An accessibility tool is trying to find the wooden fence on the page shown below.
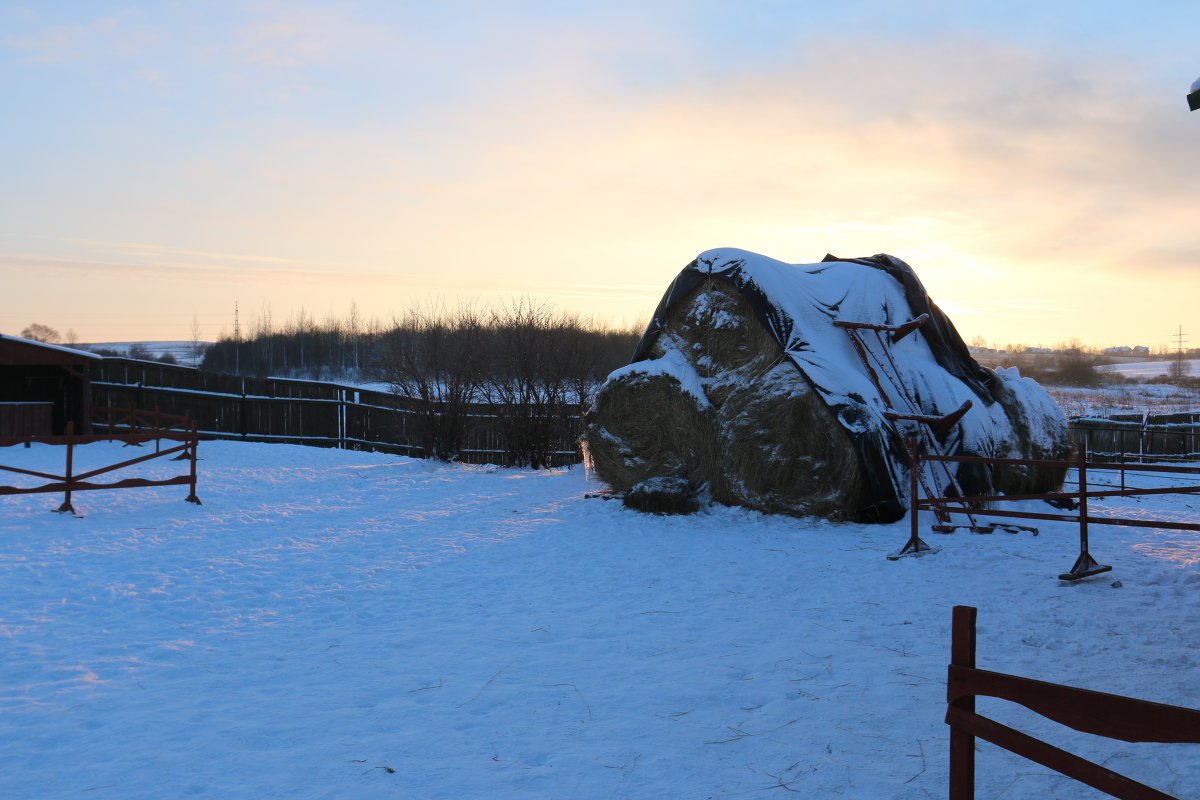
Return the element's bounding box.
[948,605,1200,800]
[89,359,583,466]
[1070,413,1200,461]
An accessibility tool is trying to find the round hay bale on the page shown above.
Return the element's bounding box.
[711,361,872,520]
[660,278,782,406]
[661,278,873,519]
[581,367,714,498]
[622,476,700,514]
[584,276,877,520]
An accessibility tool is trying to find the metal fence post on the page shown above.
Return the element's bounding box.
[55,421,76,514]
[185,421,202,505]
[887,437,938,559]
[1058,447,1111,581]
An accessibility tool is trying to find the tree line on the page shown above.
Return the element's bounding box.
[201,302,643,467]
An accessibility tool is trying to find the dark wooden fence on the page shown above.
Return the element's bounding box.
[0,402,53,437]
[89,359,583,466]
[1070,413,1200,461]
[948,605,1200,800]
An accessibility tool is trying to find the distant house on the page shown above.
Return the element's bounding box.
[1103,345,1151,357]
[0,335,101,436]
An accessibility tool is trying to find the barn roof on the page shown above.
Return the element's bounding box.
[0,334,103,367]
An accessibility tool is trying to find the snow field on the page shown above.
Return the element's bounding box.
[1098,360,1200,379]
[1,441,1197,799]
[1047,381,1200,417]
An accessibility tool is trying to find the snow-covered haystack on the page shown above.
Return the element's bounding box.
[582,249,1074,522]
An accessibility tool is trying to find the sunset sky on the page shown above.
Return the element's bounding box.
[3,2,1198,349]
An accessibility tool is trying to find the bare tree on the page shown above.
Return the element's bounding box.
[20,323,62,343]
[347,300,362,373]
[190,315,205,367]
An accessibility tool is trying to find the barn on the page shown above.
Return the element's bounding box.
[582,249,1072,522]
[0,335,101,437]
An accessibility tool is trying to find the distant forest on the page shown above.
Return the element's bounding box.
[199,303,643,387]
[197,303,645,465]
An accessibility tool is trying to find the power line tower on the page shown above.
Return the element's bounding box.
[1171,325,1189,380]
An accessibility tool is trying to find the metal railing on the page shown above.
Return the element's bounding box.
[894,441,1200,580]
[0,409,201,515]
[947,605,1200,800]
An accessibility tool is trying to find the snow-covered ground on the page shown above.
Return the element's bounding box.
[1098,359,1200,379]
[82,341,209,366]
[1,441,1198,799]
[1047,382,1200,417]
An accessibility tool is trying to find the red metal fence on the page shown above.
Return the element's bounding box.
[894,441,1200,580]
[0,406,201,515]
[947,605,1200,800]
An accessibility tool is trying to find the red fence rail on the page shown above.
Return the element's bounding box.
[894,441,1200,580]
[948,605,1200,800]
[0,408,201,515]
[90,404,194,438]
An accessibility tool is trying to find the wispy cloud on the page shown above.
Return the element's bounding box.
[232,8,396,69]
[66,239,292,264]
[3,6,1198,343]
[3,12,163,64]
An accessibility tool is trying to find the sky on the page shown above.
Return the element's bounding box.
[2,1,1199,349]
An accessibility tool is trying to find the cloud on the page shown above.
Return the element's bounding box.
[233,10,386,68]
[5,12,1197,344]
[3,13,163,64]
[66,239,292,265]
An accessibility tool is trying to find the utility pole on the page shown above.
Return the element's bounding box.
[1172,325,1188,380]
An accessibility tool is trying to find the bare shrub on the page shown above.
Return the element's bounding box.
[379,303,485,461]
[485,301,600,468]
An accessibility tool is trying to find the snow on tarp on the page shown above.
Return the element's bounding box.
[630,248,1065,517]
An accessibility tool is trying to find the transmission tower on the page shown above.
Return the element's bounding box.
[1172,325,1188,380]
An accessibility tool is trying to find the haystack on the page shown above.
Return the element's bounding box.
[582,249,1073,522]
